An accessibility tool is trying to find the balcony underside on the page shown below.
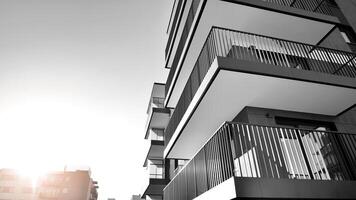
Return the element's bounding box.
[165,57,356,159]
[166,0,338,108]
[144,140,164,167]
[145,108,170,139]
[195,177,356,200]
[143,179,168,197]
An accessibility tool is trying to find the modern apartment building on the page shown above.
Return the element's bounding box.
[142,0,356,199]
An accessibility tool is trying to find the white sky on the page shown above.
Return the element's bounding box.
[0,0,172,199]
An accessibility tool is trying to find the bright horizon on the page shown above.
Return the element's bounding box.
[0,0,172,199]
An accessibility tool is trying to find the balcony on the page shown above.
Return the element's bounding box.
[142,160,168,198]
[165,0,341,65]
[143,129,165,167]
[164,122,356,200]
[164,0,341,109]
[145,97,170,139]
[164,27,356,159]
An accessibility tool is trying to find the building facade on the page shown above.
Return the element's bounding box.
[0,169,37,200]
[142,0,356,199]
[37,170,98,200]
[0,169,98,200]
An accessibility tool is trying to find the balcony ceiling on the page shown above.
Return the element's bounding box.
[142,179,167,197]
[143,141,164,167]
[149,109,170,128]
[167,0,336,108]
[166,63,356,159]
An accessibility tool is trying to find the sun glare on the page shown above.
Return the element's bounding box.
[16,166,48,188]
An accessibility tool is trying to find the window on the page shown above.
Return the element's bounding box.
[148,159,164,179]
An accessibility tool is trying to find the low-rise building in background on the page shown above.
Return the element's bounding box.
[0,168,98,200]
[0,169,37,200]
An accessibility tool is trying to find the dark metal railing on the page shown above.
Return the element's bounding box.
[262,0,337,16]
[164,122,356,200]
[165,0,201,95]
[164,26,356,149]
[164,123,234,200]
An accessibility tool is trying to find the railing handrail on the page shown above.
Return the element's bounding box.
[164,121,356,191]
[212,26,355,55]
[227,121,356,136]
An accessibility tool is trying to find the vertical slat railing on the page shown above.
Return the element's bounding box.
[263,0,335,16]
[164,122,356,200]
[230,123,356,181]
[164,123,234,200]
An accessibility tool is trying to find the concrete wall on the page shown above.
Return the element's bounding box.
[232,106,336,127]
[38,170,92,200]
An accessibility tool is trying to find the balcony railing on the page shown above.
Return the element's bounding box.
[164,26,356,149]
[166,0,201,94]
[164,122,356,200]
[262,0,337,16]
